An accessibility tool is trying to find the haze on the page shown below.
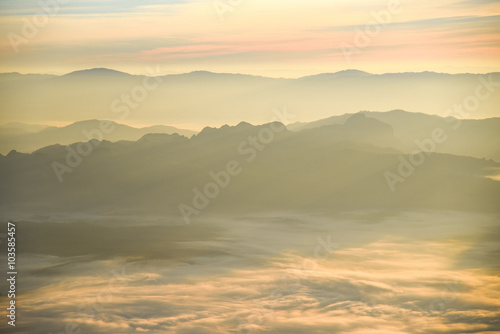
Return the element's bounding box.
[0,1,499,334]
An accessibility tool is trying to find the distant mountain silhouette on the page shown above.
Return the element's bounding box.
[63,68,132,78]
[1,69,499,126]
[0,120,197,154]
[289,110,500,162]
[285,113,399,151]
[0,122,48,136]
[1,118,499,222]
[299,69,372,80]
[3,110,500,162]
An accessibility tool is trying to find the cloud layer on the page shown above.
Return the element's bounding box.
[2,211,499,333]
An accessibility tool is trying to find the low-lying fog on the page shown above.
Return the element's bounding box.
[1,210,499,333]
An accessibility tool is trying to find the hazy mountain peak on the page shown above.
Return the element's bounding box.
[194,121,286,142]
[344,112,394,136]
[187,70,216,75]
[135,133,188,147]
[182,70,250,78]
[197,125,218,135]
[139,132,184,140]
[68,119,112,126]
[332,69,372,76]
[7,149,19,156]
[33,144,66,155]
[179,71,269,80]
[63,68,131,77]
[298,69,372,80]
[36,119,117,134]
[348,112,368,119]
[198,122,253,134]
[236,121,253,128]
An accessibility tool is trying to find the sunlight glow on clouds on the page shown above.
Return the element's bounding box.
[5,211,500,334]
[15,235,500,333]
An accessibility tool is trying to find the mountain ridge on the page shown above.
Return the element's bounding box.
[1,116,499,221]
[2,111,500,162]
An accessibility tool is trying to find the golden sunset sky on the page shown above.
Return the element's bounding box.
[0,0,499,77]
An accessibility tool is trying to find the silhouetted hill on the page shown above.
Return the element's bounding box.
[1,121,498,222]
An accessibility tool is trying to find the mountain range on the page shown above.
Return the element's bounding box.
[1,111,499,222]
[2,110,499,162]
[1,68,499,127]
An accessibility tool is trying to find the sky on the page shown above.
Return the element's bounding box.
[0,0,499,77]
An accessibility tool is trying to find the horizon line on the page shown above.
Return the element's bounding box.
[2,68,500,79]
